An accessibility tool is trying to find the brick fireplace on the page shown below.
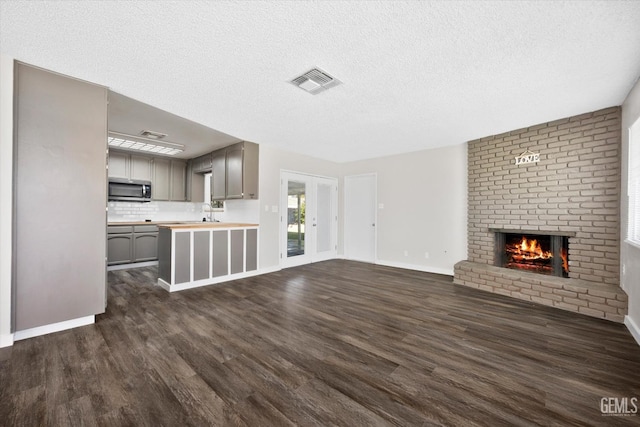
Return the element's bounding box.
[454,107,628,322]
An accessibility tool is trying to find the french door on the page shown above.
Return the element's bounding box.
[281,172,338,268]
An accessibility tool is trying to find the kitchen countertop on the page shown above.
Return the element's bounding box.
[108,221,258,229]
[108,221,170,226]
[157,222,258,230]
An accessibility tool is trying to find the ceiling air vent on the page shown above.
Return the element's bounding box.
[139,130,167,140]
[290,67,342,95]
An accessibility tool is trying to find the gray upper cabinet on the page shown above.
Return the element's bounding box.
[170,160,187,201]
[152,158,187,201]
[210,141,259,201]
[226,144,244,199]
[130,154,152,181]
[192,153,213,173]
[108,151,129,179]
[152,157,171,200]
[211,149,227,201]
[108,150,152,182]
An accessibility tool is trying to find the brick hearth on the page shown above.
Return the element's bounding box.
[454,106,628,322]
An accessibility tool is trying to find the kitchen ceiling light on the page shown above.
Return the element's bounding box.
[290,67,342,95]
[108,132,184,156]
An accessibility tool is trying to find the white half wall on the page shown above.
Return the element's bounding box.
[621,76,640,345]
[342,143,468,275]
[258,145,341,270]
[0,55,14,347]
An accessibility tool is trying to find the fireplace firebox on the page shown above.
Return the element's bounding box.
[492,230,569,278]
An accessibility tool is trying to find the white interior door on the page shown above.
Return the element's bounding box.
[281,172,337,268]
[344,174,377,263]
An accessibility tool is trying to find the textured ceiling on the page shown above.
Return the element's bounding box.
[2,1,640,162]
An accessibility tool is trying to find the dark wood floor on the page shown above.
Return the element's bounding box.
[1,260,639,426]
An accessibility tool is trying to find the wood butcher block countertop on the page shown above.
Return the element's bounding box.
[157,222,258,230]
[108,221,257,229]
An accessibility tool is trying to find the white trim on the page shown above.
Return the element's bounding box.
[625,315,640,347]
[258,265,281,275]
[159,269,264,293]
[13,315,95,341]
[0,333,14,348]
[0,55,14,348]
[624,238,640,251]
[375,260,454,276]
[157,277,171,292]
[107,260,158,271]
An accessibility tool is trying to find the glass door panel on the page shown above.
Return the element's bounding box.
[287,180,306,258]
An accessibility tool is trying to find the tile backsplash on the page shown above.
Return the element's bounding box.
[108,199,260,224]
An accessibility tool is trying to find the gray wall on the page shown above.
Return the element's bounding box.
[621,77,640,337]
[14,63,107,330]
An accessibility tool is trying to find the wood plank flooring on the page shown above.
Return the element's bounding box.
[1,260,639,426]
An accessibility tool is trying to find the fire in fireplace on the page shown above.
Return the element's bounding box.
[493,231,569,278]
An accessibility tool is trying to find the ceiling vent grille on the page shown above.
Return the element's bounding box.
[140,130,167,140]
[290,67,342,95]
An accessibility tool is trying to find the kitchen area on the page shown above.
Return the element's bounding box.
[106,91,261,292]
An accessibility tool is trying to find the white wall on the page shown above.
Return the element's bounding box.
[621,77,640,345]
[342,144,468,275]
[258,144,341,270]
[0,55,14,347]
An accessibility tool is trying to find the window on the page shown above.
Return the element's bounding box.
[629,118,640,245]
[204,173,224,210]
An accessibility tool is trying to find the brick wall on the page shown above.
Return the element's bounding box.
[454,107,626,322]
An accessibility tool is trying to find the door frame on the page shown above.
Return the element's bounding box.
[343,173,378,263]
[280,170,338,268]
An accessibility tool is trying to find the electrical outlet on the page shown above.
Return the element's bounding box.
[404,250,408,257]
[424,252,430,259]
[622,264,626,275]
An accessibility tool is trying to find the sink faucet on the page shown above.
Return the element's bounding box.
[203,202,214,222]
[203,202,219,222]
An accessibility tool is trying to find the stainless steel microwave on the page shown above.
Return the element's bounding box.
[108,179,152,202]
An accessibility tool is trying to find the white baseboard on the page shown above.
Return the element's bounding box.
[13,315,95,341]
[0,333,14,348]
[158,269,267,293]
[107,260,158,271]
[624,315,640,347]
[259,265,281,275]
[375,260,454,276]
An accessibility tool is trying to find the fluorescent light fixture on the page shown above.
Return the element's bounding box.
[108,132,184,156]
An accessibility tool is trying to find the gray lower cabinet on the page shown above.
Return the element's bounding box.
[230,229,244,274]
[212,230,228,277]
[158,226,258,290]
[246,228,258,272]
[107,233,133,265]
[107,225,158,265]
[133,233,158,262]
